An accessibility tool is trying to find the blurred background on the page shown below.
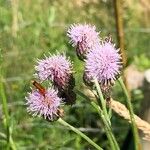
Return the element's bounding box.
[0,0,150,149]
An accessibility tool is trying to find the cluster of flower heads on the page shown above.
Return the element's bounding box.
[67,23,123,97]
[26,23,123,121]
[26,53,76,121]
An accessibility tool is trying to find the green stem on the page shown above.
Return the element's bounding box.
[118,77,140,150]
[94,78,111,126]
[0,51,9,149]
[93,79,120,150]
[76,89,120,150]
[0,50,16,150]
[0,81,10,145]
[91,102,119,150]
[10,135,16,150]
[57,118,103,150]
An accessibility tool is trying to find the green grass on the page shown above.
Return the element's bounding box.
[0,0,149,149]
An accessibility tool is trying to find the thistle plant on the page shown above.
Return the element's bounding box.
[35,53,74,91]
[26,87,62,120]
[84,41,122,86]
[84,41,122,101]
[67,23,100,60]
[25,23,142,150]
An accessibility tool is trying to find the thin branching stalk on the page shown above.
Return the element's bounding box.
[76,89,120,150]
[57,118,103,150]
[118,77,140,150]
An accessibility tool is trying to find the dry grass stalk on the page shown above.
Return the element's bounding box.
[82,86,150,141]
[11,0,18,37]
[110,99,150,141]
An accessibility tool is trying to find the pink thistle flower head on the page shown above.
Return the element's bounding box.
[67,23,100,60]
[26,88,62,120]
[84,42,122,86]
[35,54,73,90]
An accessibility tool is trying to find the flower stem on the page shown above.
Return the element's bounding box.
[118,77,140,150]
[91,102,120,150]
[57,118,103,150]
[93,78,119,150]
[76,89,120,150]
[93,78,111,125]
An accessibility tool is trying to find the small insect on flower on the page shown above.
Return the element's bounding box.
[31,80,46,96]
[26,81,62,121]
[67,23,100,60]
